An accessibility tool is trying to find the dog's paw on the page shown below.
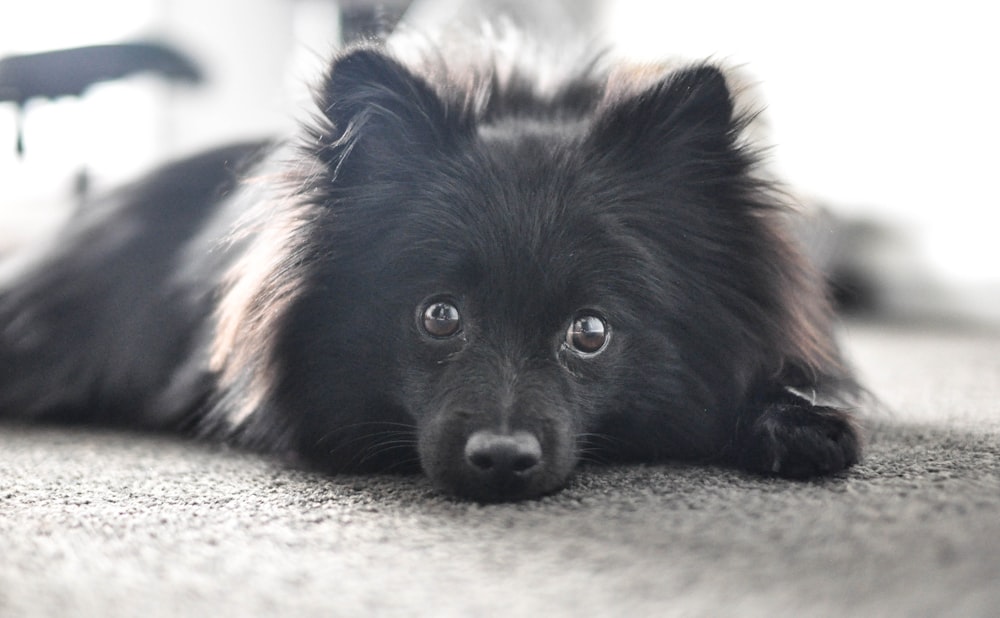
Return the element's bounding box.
[738,401,861,479]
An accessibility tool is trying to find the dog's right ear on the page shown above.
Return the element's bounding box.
[309,46,468,181]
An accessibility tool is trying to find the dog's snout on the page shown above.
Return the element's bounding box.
[464,430,542,478]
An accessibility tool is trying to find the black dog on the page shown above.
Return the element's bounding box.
[0,42,860,501]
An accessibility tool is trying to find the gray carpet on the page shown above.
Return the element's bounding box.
[2,322,999,617]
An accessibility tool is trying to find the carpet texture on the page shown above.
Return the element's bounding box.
[2,322,999,617]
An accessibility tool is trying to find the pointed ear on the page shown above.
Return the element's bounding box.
[309,46,466,181]
[589,64,738,167]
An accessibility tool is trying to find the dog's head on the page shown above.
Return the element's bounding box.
[221,45,830,502]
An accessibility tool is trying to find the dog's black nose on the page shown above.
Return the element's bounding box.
[464,430,542,479]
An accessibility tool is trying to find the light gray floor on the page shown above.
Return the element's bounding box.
[2,322,999,617]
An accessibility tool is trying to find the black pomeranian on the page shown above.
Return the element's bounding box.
[0,41,860,501]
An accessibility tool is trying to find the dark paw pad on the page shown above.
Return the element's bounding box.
[740,403,861,478]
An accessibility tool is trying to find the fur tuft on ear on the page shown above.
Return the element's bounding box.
[307,46,467,182]
[589,64,738,166]
[657,65,734,127]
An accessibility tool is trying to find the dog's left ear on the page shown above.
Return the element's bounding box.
[588,64,739,167]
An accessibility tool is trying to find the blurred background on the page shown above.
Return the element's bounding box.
[1,0,997,325]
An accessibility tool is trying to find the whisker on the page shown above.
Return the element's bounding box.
[315,420,419,446]
[575,431,637,465]
[314,424,420,472]
[356,436,419,467]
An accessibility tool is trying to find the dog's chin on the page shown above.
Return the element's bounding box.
[427,462,574,503]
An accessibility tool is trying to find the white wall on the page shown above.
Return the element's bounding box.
[604,1,999,288]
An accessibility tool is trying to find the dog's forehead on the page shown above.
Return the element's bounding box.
[449,193,634,321]
[385,122,650,319]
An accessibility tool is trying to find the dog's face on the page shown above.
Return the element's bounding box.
[386,136,640,501]
[401,271,616,501]
[262,47,772,501]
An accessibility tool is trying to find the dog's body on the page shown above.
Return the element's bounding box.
[0,42,860,501]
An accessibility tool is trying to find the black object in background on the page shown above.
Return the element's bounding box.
[0,41,202,155]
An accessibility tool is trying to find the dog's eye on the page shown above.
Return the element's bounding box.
[421,300,462,338]
[566,313,609,356]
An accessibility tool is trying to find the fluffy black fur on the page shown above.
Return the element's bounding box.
[0,42,861,501]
